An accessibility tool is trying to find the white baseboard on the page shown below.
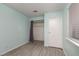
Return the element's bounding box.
[0,41,29,56]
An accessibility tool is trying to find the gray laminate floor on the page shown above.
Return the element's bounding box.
[3,41,65,56]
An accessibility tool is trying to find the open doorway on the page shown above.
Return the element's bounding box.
[29,20,44,43]
[33,20,44,41]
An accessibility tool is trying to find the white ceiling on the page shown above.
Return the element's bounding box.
[5,3,68,17]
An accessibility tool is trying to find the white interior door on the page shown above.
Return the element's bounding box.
[48,17,62,48]
[33,22,44,41]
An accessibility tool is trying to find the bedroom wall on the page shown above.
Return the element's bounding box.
[63,4,79,56]
[0,4,30,55]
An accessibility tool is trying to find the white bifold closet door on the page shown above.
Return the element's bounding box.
[33,21,44,41]
[48,16,63,48]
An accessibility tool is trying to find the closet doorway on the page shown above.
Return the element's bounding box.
[33,20,44,41]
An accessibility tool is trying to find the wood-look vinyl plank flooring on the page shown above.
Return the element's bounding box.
[3,41,65,56]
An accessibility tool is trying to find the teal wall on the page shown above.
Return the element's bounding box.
[0,4,30,55]
[63,6,70,55]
